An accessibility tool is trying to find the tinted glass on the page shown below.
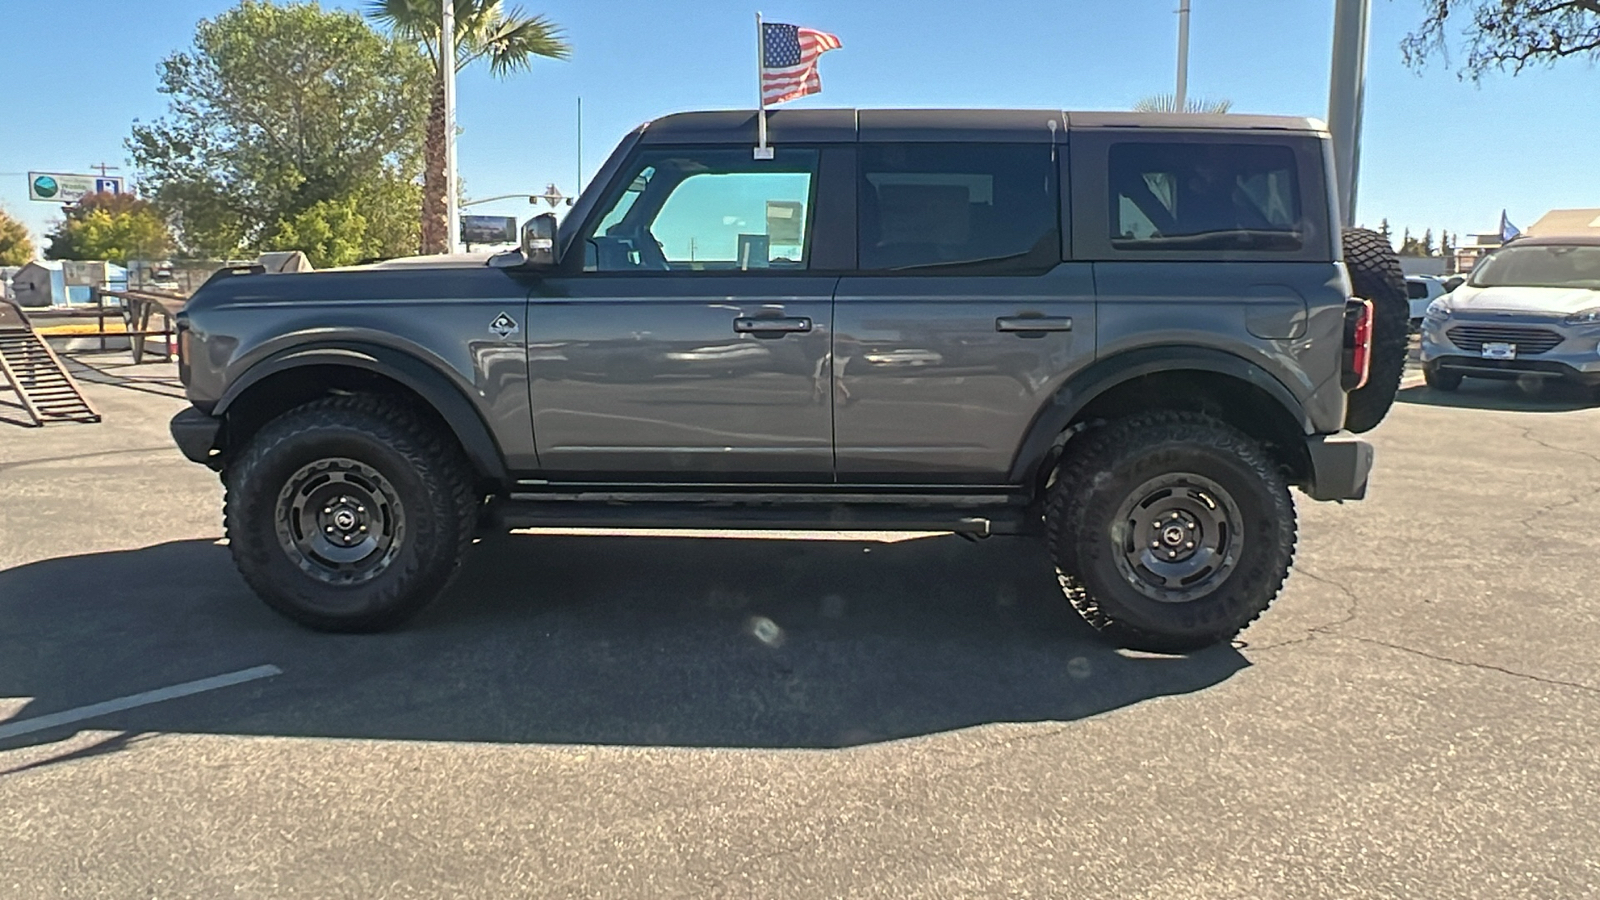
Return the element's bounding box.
[858,143,1058,273]
[1406,280,1430,300]
[1470,244,1600,289]
[584,148,817,272]
[1109,142,1302,251]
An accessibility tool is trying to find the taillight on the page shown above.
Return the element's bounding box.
[1342,298,1374,391]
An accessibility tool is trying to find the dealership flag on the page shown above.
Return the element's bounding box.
[761,21,842,106]
[1500,210,1521,242]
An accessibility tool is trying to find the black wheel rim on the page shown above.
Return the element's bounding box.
[1112,472,1243,604]
[274,457,405,586]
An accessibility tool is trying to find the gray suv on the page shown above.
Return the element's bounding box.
[170,109,1404,650]
[1422,235,1600,393]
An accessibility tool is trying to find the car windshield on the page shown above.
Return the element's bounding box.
[1469,244,1600,289]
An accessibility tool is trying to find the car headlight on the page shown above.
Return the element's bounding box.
[1563,307,1600,326]
[1424,297,1453,320]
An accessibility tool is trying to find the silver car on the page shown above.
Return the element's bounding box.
[1421,235,1600,393]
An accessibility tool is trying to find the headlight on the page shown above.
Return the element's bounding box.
[1563,307,1600,326]
[1424,297,1453,320]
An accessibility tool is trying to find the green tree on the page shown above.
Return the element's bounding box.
[1398,226,1425,257]
[1133,93,1233,114]
[1441,230,1456,260]
[1404,0,1600,77]
[129,1,431,260]
[0,207,33,266]
[368,0,569,254]
[1420,228,1436,256]
[44,192,174,266]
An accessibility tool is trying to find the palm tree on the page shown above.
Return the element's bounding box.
[368,0,569,254]
[1134,94,1233,114]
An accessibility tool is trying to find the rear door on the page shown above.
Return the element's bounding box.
[831,122,1097,481]
[530,146,843,480]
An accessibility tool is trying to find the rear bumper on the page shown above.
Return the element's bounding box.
[170,407,223,469]
[1302,432,1373,502]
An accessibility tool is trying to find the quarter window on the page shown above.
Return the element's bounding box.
[858,143,1058,273]
[1109,143,1302,251]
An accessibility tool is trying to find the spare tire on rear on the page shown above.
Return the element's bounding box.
[1342,227,1409,433]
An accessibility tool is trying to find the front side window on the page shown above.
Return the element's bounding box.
[1470,244,1600,289]
[584,149,816,272]
[1110,142,1303,252]
[858,143,1058,273]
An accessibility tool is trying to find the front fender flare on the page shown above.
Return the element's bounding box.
[216,343,508,483]
[1008,346,1315,485]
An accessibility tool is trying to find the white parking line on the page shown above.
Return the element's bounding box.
[0,665,282,741]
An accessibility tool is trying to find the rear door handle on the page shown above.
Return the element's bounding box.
[734,316,812,336]
[996,316,1072,334]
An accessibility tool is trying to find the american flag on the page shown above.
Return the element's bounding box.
[761,22,842,107]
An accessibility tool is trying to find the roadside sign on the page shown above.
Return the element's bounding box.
[28,172,124,203]
[460,215,517,245]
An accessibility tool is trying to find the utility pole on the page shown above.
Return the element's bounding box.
[1175,0,1191,113]
[1327,0,1370,227]
[442,0,462,254]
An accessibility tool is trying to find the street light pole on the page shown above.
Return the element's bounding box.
[1328,0,1370,228]
[442,0,461,254]
[1175,0,1191,113]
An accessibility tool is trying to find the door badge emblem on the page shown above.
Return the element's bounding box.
[489,312,520,339]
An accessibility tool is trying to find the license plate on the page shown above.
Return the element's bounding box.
[1482,342,1516,360]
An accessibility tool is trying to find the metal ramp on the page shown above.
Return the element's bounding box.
[0,300,100,426]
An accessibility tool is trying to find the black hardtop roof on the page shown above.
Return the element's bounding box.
[636,108,1327,145]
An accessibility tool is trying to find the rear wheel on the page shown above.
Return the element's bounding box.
[1423,363,1462,392]
[224,395,478,632]
[1343,227,1409,432]
[1046,412,1296,651]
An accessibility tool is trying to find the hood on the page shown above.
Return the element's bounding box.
[1449,284,1600,316]
[330,252,498,272]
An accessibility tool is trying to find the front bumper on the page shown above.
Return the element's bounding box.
[1302,432,1373,502]
[1420,314,1600,383]
[170,407,223,469]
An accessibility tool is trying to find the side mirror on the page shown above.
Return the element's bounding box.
[521,213,558,267]
[1443,276,1465,293]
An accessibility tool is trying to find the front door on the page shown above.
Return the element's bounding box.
[529,147,836,480]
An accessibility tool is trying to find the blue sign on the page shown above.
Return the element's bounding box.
[95,177,123,194]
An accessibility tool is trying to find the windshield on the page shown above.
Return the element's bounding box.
[1470,244,1600,289]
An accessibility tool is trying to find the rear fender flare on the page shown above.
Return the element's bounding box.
[1008,346,1314,485]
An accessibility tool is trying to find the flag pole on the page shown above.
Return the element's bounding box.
[755,12,773,160]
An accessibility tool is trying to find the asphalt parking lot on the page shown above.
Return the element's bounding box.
[2,355,1598,899]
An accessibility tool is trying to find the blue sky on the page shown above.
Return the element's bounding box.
[1,0,1595,250]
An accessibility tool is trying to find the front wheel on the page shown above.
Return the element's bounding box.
[224,395,478,632]
[1046,412,1297,651]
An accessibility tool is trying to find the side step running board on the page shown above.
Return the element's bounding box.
[489,500,1038,536]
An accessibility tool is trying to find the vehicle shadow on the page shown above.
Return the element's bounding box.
[1396,378,1598,413]
[0,534,1247,756]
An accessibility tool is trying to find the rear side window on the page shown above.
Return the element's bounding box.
[858,143,1058,273]
[1406,280,1430,300]
[1109,143,1302,252]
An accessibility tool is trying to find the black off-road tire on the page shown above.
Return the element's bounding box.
[224,395,478,632]
[1343,227,1410,433]
[1423,362,1462,392]
[1046,412,1297,652]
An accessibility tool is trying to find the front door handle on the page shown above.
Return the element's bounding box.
[734,316,813,337]
[996,315,1072,335]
